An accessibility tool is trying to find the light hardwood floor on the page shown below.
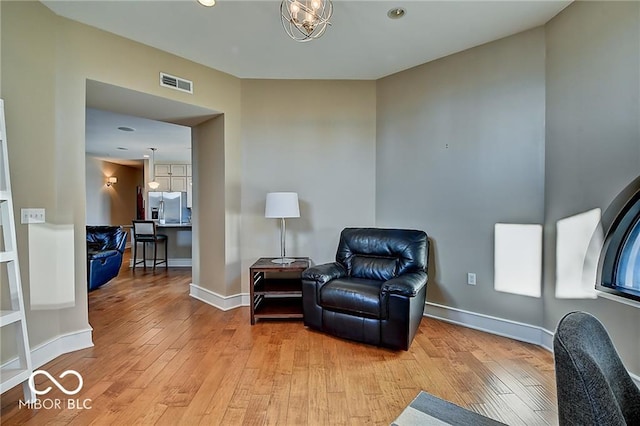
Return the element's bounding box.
[1,253,558,425]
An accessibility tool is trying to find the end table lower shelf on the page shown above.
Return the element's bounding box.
[250,257,309,325]
[254,298,303,319]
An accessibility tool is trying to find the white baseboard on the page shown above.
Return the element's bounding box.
[1,328,93,371]
[425,302,552,348]
[129,258,192,268]
[540,326,555,352]
[424,302,640,386]
[189,283,249,311]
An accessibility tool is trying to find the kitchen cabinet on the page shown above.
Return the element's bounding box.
[154,164,172,176]
[153,163,190,192]
[170,164,187,177]
[170,176,187,192]
[155,163,188,177]
[154,176,171,192]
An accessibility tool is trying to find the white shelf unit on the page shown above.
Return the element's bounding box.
[0,99,34,402]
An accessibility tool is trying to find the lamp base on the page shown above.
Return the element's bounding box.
[271,257,296,264]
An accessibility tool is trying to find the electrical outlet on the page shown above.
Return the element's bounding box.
[21,208,45,224]
[467,272,476,286]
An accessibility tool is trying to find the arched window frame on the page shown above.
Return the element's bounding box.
[597,178,640,303]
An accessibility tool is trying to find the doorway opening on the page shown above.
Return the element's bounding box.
[84,79,220,299]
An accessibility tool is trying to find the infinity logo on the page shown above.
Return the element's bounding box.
[28,370,84,396]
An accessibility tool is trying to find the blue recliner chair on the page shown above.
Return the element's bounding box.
[86,226,128,291]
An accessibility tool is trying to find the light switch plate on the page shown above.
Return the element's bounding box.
[21,208,45,224]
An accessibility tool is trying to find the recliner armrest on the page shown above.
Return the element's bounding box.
[381,271,427,297]
[88,249,120,260]
[302,262,347,285]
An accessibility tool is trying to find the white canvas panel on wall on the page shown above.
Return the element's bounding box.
[555,208,601,299]
[494,223,542,298]
[28,223,75,309]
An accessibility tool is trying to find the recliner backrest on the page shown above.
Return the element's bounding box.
[86,226,128,253]
[336,228,428,281]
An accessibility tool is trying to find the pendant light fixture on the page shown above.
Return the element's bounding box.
[281,0,333,42]
[148,148,160,190]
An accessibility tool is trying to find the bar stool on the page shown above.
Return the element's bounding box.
[132,220,168,269]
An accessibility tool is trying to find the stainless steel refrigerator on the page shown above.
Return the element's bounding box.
[148,192,190,224]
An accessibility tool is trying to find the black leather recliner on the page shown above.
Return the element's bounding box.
[87,226,128,291]
[302,228,429,350]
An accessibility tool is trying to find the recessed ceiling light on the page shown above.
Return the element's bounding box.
[197,0,216,6]
[117,126,135,132]
[117,147,128,150]
[143,154,150,158]
[387,7,406,19]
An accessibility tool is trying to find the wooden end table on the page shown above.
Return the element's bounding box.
[249,257,310,325]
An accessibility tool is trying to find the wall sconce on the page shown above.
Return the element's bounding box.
[106,177,118,187]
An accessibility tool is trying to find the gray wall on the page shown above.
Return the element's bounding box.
[377,1,640,374]
[240,79,376,292]
[376,28,547,326]
[544,1,640,373]
[191,115,226,294]
[3,0,638,377]
[2,0,242,351]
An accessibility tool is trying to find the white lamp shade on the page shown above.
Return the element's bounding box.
[265,192,300,218]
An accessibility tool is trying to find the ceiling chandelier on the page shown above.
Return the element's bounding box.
[280,0,333,42]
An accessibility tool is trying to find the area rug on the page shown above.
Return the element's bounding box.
[391,391,507,426]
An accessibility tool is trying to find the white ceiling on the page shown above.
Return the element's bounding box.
[85,80,220,165]
[43,0,572,80]
[85,108,192,166]
[69,0,571,165]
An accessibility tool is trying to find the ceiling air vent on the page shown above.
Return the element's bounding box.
[160,72,193,94]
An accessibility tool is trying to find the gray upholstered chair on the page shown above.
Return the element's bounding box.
[553,311,640,425]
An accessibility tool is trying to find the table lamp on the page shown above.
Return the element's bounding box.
[265,192,300,264]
